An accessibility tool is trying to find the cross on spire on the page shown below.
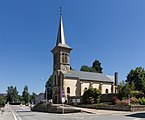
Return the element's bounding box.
[60,6,62,15]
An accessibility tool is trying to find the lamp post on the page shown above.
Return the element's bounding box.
[45,84,47,103]
[40,78,47,103]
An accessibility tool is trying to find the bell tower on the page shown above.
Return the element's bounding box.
[51,15,72,72]
[51,14,72,103]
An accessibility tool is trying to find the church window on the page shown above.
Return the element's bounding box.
[58,74,61,86]
[65,53,68,63]
[105,89,109,94]
[54,75,57,86]
[84,87,87,91]
[62,53,65,63]
[67,87,70,94]
[54,55,57,65]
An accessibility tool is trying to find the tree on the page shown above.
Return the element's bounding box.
[80,60,103,73]
[83,87,101,104]
[45,75,52,100]
[0,96,6,107]
[126,67,145,92]
[92,60,103,73]
[118,80,144,99]
[6,86,19,103]
[30,92,37,104]
[118,80,125,99]
[80,65,91,72]
[22,86,30,104]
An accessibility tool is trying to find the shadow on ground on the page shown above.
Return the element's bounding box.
[126,112,145,118]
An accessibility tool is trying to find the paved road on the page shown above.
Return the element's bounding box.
[1,104,145,120]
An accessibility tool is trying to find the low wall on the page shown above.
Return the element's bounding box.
[32,103,81,113]
[68,96,83,104]
[73,104,145,111]
[68,93,118,104]
[101,93,118,102]
[131,105,145,111]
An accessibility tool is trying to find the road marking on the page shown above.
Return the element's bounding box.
[134,118,142,120]
[18,116,22,120]
[12,112,17,120]
[12,111,22,120]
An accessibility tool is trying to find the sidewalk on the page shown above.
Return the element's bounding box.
[65,105,131,115]
[0,107,14,120]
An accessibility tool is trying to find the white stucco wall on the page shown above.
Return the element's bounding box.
[102,84,112,94]
[64,79,78,96]
[64,78,113,97]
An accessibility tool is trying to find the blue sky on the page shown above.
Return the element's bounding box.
[0,0,145,94]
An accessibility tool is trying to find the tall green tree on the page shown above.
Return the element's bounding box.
[45,75,52,100]
[80,60,103,73]
[92,60,103,73]
[126,67,145,92]
[30,92,37,104]
[22,86,30,104]
[0,96,6,106]
[80,65,91,72]
[6,86,19,103]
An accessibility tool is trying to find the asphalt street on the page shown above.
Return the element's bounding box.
[0,105,145,120]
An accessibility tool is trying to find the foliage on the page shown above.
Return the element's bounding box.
[113,96,138,106]
[118,81,125,99]
[22,86,30,104]
[130,90,144,98]
[83,87,101,104]
[130,97,138,104]
[45,75,52,100]
[126,67,145,93]
[0,96,6,106]
[138,97,145,105]
[92,60,103,73]
[80,59,103,73]
[30,92,37,104]
[6,86,19,103]
[80,65,91,72]
[118,80,138,99]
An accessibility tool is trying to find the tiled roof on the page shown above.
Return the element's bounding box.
[64,70,113,83]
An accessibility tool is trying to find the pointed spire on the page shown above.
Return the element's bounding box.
[56,15,66,46]
[55,7,71,49]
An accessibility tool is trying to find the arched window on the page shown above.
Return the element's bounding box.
[54,75,57,86]
[105,89,109,94]
[84,87,87,91]
[67,87,70,94]
[62,53,65,63]
[65,53,68,63]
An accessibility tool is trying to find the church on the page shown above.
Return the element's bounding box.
[51,15,118,104]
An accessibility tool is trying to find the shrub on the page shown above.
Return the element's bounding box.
[138,97,145,105]
[112,96,120,104]
[0,96,6,107]
[130,97,138,104]
[117,99,129,106]
[113,97,139,106]
[130,90,144,98]
[83,88,101,104]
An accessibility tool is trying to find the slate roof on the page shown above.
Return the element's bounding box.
[64,70,113,83]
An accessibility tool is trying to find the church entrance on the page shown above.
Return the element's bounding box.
[54,96,57,104]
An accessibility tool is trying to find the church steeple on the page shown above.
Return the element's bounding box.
[56,15,71,48]
[51,10,72,103]
[56,16,65,45]
[51,13,72,72]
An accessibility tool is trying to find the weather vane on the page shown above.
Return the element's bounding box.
[59,6,62,15]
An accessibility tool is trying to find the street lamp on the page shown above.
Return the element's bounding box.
[40,78,47,103]
[45,84,48,103]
